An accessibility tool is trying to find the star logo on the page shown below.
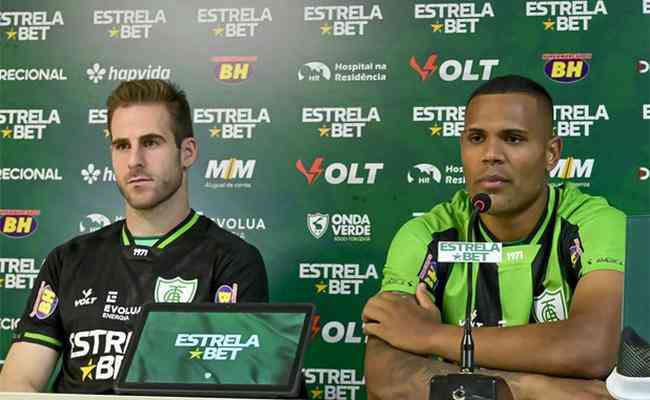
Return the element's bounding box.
[80,358,97,382]
[431,22,444,32]
[189,348,204,359]
[2,127,13,138]
[0,276,4,287]
[429,125,442,136]
[318,125,331,137]
[103,129,110,138]
[453,254,461,260]
[109,26,119,38]
[6,28,17,40]
[315,280,328,294]
[543,19,555,31]
[310,386,324,399]
[320,23,332,35]
[213,26,225,36]
[209,127,221,138]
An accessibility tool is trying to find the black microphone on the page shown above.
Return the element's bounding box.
[460,193,491,373]
[429,193,512,400]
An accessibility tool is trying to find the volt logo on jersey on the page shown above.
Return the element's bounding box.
[154,277,198,303]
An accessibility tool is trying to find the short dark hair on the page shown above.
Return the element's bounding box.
[467,75,554,128]
[107,79,193,147]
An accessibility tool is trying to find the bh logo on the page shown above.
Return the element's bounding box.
[0,209,40,238]
[211,56,257,82]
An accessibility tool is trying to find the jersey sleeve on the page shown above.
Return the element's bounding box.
[380,218,433,295]
[13,249,65,351]
[212,243,269,303]
[576,207,626,277]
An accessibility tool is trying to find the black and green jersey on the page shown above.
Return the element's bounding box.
[13,210,268,394]
[380,184,625,328]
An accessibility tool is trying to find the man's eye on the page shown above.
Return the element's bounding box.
[143,139,158,147]
[468,135,483,143]
[506,136,523,144]
[114,143,128,151]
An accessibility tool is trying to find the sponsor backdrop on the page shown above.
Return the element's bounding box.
[0,0,648,398]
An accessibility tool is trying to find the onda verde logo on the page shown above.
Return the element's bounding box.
[176,333,260,361]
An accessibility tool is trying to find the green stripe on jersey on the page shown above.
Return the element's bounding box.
[157,212,199,249]
[23,332,62,347]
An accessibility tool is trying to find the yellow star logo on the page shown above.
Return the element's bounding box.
[315,280,328,294]
[80,358,97,382]
[109,26,120,38]
[318,126,331,137]
[213,26,225,36]
[320,23,332,35]
[543,19,555,31]
[429,125,442,136]
[431,22,444,32]
[6,28,17,40]
[0,276,4,287]
[103,129,111,138]
[189,348,204,359]
[310,386,324,399]
[209,127,222,138]
[2,127,13,138]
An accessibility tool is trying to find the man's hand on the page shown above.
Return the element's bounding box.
[362,284,443,355]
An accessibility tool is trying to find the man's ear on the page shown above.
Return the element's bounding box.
[546,135,562,172]
[180,137,198,169]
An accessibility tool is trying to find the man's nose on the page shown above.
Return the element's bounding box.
[481,137,505,164]
[127,144,144,169]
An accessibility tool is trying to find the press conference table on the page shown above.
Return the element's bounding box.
[0,394,299,400]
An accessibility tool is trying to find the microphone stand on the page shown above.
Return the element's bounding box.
[429,195,511,400]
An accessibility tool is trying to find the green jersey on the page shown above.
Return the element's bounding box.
[380,184,625,327]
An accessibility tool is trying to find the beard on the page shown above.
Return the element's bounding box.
[116,168,184,211]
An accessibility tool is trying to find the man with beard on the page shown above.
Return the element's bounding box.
[363,75,624,399]
[0,80,268,393]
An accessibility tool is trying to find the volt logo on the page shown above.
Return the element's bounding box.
[296,157,324,185]
[296,158,383,185]
[409,53,438,80]
[409,53,499,81]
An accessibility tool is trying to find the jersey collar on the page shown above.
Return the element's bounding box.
[120,209,200,250]
[478,184,558,246]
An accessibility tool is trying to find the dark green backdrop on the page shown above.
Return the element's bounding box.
[1,1,648,398]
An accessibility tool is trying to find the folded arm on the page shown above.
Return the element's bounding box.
[425,270,622,378]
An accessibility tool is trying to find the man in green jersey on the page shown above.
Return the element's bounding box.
[362,75,624,399]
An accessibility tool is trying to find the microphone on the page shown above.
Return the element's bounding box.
[429,193,512,400]
[460,193,491,373]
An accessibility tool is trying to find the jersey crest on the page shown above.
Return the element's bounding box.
[533,287,568,322]
[154,277,198,303]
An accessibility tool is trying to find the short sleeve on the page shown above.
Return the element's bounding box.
[380,218,433,295]
[577,208,626,277]
[13,249,65,351]
[212,243,269,303]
